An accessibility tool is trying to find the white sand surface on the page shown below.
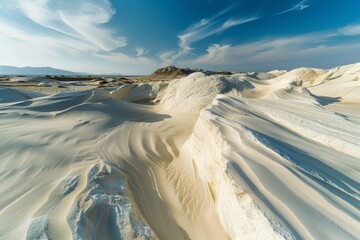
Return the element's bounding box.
[0,62,359,240]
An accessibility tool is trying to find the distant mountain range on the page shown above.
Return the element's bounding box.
[0,66,81,76]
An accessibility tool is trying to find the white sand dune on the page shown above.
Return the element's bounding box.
[0,62,359,240]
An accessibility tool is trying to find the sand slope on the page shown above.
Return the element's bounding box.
[0,62,359,239]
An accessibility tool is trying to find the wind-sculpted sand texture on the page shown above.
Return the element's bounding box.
[0,62,359,239]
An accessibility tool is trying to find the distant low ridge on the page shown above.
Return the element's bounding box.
[151,66,233,78]
[0,66,80,76]
[150,66,196,78]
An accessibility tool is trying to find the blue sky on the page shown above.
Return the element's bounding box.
[0,0,360,74]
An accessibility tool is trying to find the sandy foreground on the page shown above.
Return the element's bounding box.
[0,63,359,240]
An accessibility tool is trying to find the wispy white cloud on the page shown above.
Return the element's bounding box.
[274,0,310,16]
[338,24,360,36]
[158,51,177,66]
[195,44,231,62]
[160,7,260,65]
[178,15,259,50]
[222,17,258,29]
[0,21,94,53]
[135,47,148,57]
[180,32,360,71]
[15,0,126,51]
